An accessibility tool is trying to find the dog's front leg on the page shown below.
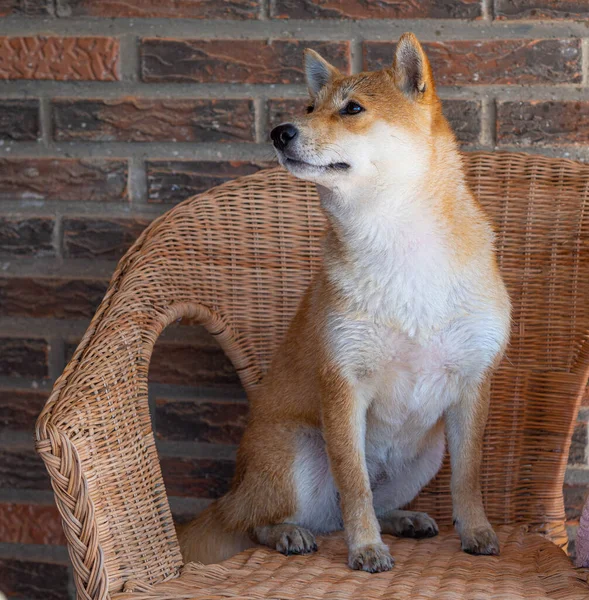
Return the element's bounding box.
[320,369,393,573]
[445,376,500,555]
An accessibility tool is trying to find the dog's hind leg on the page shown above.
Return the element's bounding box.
[373,424,445,539]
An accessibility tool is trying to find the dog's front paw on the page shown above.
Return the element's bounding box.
[461,525,500,556]
[348,543,394,573]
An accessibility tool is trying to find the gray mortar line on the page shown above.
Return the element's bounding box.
[0,140,277,161]
[583,38,589,88]
[156,440,237,460]
[253,96,267,143]
[0,257,118,278]
[128,155,148,204]
[1,138,588,162]
[1,82,587,102]
[47,334,65,381]
[0,17,588,40]
[350,38,363,75]
[38,97,52,147]
[119,33,141,83]
[481,0,493,21]
[480,96,497,149]
[0,543,71,564]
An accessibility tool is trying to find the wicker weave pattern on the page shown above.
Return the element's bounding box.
[113,527,588,600]
[35,153,589,599]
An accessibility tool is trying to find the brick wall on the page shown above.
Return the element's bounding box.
[0,2,588,598]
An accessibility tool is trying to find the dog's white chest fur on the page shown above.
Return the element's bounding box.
[324,193,507,463]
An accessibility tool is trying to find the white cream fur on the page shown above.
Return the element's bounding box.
[283,118,509,532]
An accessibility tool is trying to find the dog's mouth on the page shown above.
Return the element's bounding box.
[282,156,350,172]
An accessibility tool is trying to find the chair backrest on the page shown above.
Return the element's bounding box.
[36,153,589,598]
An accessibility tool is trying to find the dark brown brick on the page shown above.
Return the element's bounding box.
[0,158,128,202]
[494,0,589,19]
[569,421,588,465]
[141,39,350,84]
[147,160,268,204]
[0,447,50,489]
[0,36,119,81]
[0,338,49,379]
[150,341,240,386]
[62,217,150,260]
[273,0,480,19]
[53,99,255,143]
[0,99,40,140]
[57,0,260,18]
[564,483,589,524]
[363,39,582,85]
[583,385,589,406]
[0,0,53,15]
[497,101,589,147]
[156,398,247,444]
[0,557,69,600]
[0,389,48,430]
[0,276,108,319]
[161,456,234,498]
[0,217,54,256]
[442,100,481,145]
[0,502,66,545]
[266,98,309,136]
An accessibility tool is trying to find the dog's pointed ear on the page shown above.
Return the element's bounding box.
[392,33,435,99]
[305,49,339,97]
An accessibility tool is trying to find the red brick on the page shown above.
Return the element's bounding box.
[583,384,589,406]
[156,398,247,444]
[141,39,350,84]
[62,217,150,260]
[53,98,254,143]
[564,483,589,524]
[0,276,108,319]
[363,39,582,85]
[150,341,240,387]
[0,502,66,545]
[0,338,49,379]
[0,557,69,600]
[0,99,40,140]
[0,447,50,489]
[494,0,589,19]
[0,158,128,202]
[497,101,589,147]
[147,160,268,204]
[0,36,119,81]
[273,0,480,19]
[58,0,260,18]
[160,456,234,498]
[0,217,55,256]
[0,389,48,430]
[0,0,53,15]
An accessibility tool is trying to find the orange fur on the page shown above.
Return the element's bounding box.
[180,33,510,572]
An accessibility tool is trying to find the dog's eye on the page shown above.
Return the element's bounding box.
[306,104,314,114]
[341,101,364,115]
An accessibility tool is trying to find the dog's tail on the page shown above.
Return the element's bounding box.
[176,501,254,565]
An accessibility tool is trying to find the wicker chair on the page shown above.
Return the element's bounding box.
[36,152,589,600]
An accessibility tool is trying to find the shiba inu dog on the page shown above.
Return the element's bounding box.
[179,32,511,573]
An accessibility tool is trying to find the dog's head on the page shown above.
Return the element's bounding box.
[271,33,453,193]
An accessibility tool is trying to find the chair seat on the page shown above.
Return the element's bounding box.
[114,526,588,600]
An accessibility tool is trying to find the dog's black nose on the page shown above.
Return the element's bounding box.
[271,124,298,151]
